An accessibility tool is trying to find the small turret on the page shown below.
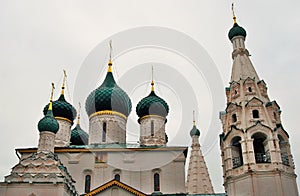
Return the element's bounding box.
[136,68,169,146]
[186,112,214,194]
[86,41,132,145]
[70,103,89,145]
[38,83,59,153]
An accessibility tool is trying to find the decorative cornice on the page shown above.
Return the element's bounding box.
[140,114,165,121]
[16,146,188,154]
[89,110,127,120]
[55,116,72,123]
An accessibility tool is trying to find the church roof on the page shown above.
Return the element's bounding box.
[85,179,147,196]
[228,22,247,40]
[136,82,169,120]
[85,62,132,117]
[43,94,77,122]
[4,151,78,195]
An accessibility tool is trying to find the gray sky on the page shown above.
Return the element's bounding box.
[0,0,299,193]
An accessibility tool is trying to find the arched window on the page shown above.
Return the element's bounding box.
[85,175,91,193]
[232,114,237,123]
[234,90,238,95]
[151,120,154,136]
[278,135,289,166]
[252,133,270,163]
[114,174,120,181]
[102,122,107,142]
[248,87,252,92]
[231,137,243,168]
[252,110,259,119]
[154,173,160,191]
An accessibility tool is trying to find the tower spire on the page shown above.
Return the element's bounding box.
[193,110,196,126]
[232,3,237,24]
[77,102,81,125]
[49,83,55,111]
[151,66,155,92]
[108,40,113,73]
[61,70,67,95]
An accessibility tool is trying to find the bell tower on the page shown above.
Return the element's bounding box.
[219,5,298,196]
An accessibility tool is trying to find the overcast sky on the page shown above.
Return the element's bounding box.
[0,0,299,193]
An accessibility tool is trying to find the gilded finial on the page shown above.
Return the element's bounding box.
[151,66,154,92]
[193,110,196,126]
[61,70,67,95]
[232,3,237,24]
[49,83,55,111]
[77,102,81,125]
[108,40,113,72]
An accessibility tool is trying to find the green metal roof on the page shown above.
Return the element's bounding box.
[85,71,132,117]
[190,125,200,137]
[136,91,169,119]
[38,109,59,133]
[43,94,77,122]
[70,124,89,145]
[228,23,247,40]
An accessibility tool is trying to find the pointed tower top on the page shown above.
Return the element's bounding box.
[77,102,81,125]
[232,3,237,24]
[193,110,196,126]
[38,83,59,133]
[61,70,67,95]
[49,83,55,111]
[190,111,200,137]
[228,3,247,40]
[108,40,113,72]
[151,66,155,92]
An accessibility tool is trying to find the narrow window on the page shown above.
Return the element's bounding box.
[231,137,243,168]
[234,90,238,95]
[253,110,259,119]
[154,173,160,191]
[115,174,120,181]
[102,122,107,142]
[85,175,91,193]
[151,120,154,136]
[248,87,252,92]
[279,135,289,166]
[232,114,237,123]
[273,112,277,121]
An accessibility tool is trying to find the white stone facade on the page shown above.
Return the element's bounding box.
[17,147,187,195]
[89,114,127,145]
[55,118,72,147]
[37,131,56,153]
[139,115,166,146]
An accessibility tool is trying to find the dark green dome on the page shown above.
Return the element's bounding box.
[228,23,247,40]
[70,124,89,145]
[43,94,77,122]
[38,108,59,133]
[85,71,132,117]
[136,91,169,119]
[190,125,200,137]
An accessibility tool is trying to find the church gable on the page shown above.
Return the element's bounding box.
[86,179,146,196]
[245,97,263,107]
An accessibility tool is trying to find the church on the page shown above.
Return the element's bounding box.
[0,10,298,196]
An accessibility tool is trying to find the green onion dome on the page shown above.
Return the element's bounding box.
[70,124,88,145]
[228,23,247,40]
[85,64,132,117]
[38,105,59,133]
[43,94,77,122]
[190,125,200,137]
[136,85,169,119]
